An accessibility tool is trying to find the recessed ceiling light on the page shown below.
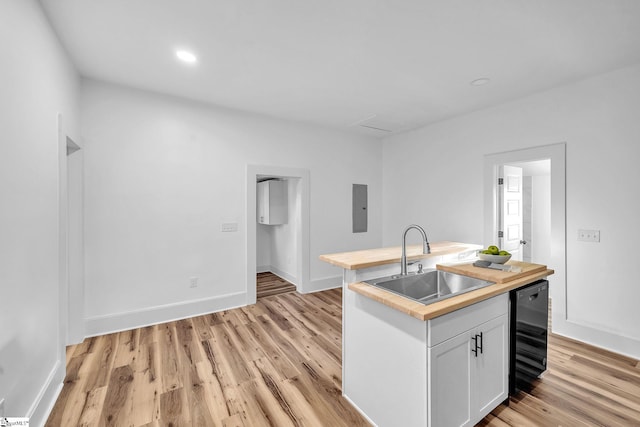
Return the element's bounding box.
[176,50,197,64]
[470,78,490,86]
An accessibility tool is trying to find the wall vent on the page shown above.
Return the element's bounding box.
[351,115,401,133]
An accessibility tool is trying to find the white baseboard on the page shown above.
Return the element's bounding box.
[343,394,378,426]
[85,292,246,337]
[554,319,640,360]
[256,267,341,294]
[268,266,299,288]
[304,275,342,294]
[258,265,300,289]
[28,360,64,427]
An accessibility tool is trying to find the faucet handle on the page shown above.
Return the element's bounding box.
[417,263,423,274]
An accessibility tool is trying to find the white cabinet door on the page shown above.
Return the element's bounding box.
[257,180,287,225]
[429,312,508,427]
[429,331,473,427]
[473,314,508,419]
[257,181,269,224]
[267,180,287,224]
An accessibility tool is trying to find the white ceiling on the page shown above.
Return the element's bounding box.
[39,0,640,137]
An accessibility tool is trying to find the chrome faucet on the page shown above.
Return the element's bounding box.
[401,224,431,275]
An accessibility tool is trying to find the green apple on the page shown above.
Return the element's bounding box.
[499,250,510,256]
[487,245,500,255]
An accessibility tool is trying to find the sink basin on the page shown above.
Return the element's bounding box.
[364,269,494,305]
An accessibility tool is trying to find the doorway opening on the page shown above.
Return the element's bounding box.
[246,165,310,305]
[65,135,84,344]
[58,113,85,351]
[256,175,301,299]
[484,143,566,334]
[496,160,551,264]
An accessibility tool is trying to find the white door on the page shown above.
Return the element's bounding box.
[429,332,473,427]
[499,165,524,260]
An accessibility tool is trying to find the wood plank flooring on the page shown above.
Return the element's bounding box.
[257,272,296,298]
[481,333,640,426]
[47,289,367,427]
[47,289,640,426]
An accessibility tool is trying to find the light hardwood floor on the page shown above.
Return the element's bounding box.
[257,272,296,299]
[46,289,640,426]
[481,333,640,426]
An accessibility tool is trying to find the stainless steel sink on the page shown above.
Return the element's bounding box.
[364,269,494,305]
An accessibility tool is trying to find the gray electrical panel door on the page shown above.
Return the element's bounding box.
[352,184,368,233]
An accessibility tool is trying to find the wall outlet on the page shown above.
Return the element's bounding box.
[578,229,600,242]
[221,223,238,232]
[190,277,199,288]
[0,397,5,417]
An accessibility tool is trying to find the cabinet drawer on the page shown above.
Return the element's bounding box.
[428,293,508,347]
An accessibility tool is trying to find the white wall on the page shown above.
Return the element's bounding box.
[0,0,79,423]
[81,79,383,335]
[256,224,272,271]
[382,63,640,357]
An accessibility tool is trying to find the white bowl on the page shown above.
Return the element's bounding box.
[478,253,512,264]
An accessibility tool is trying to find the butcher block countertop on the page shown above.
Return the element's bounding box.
[319,241,481,270]
[437,260,547,283]
[349,260,554,321]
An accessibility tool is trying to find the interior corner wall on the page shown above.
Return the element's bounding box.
[80,79,383,335]
[0,0,80,423]
[256,224,272,272]
[381,63,640,358]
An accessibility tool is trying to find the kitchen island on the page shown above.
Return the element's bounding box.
[320,242,554,427]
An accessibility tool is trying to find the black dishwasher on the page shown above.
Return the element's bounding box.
[509,279,549,394]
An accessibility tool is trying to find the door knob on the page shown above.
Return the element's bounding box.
[520,240,527,245]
